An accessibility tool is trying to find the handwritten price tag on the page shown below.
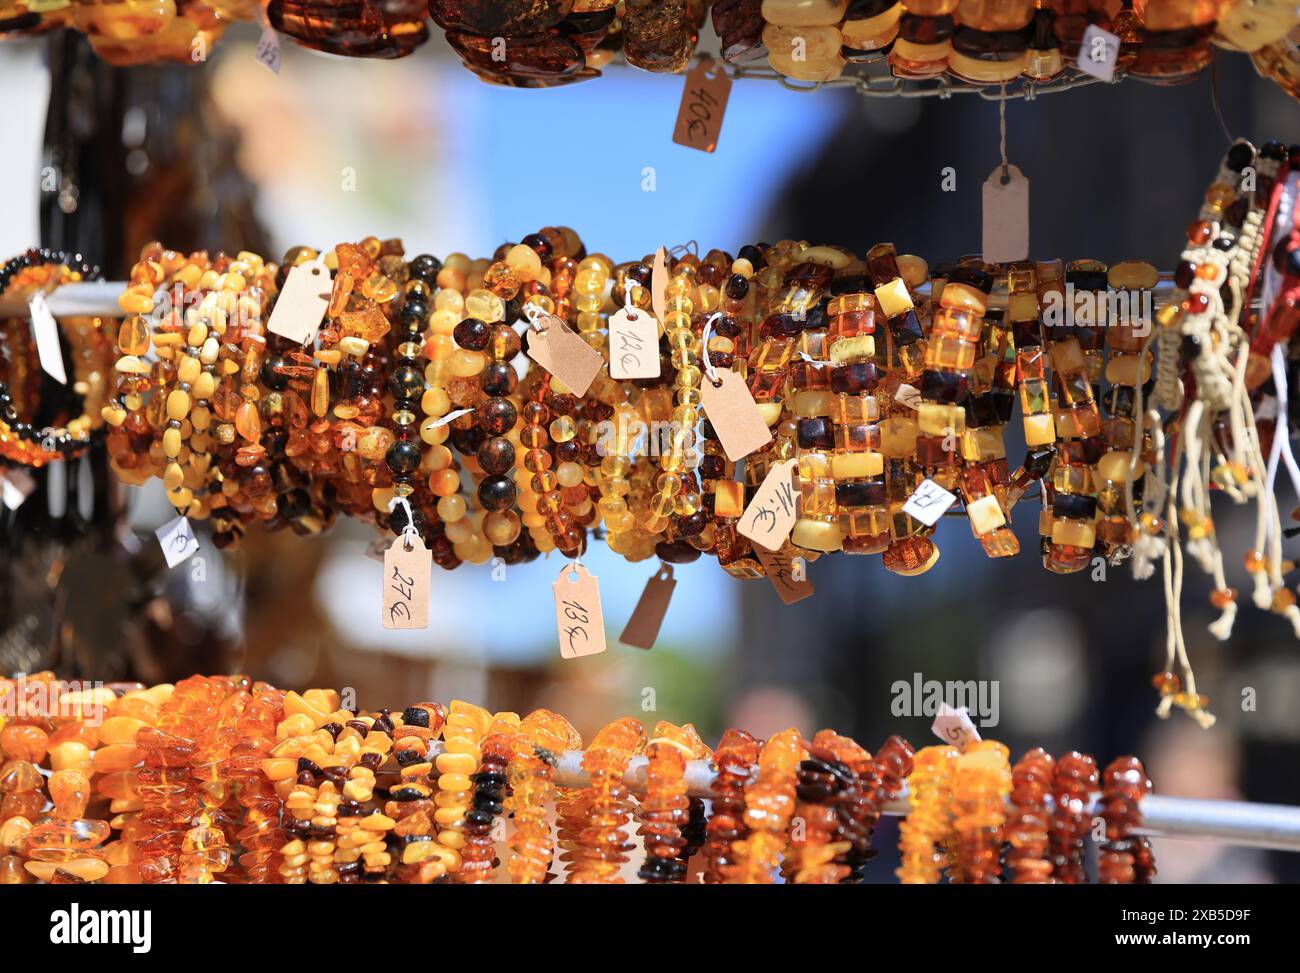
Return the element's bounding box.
[894,383,921,410]
[553,562,607,659]
[755,545,814,605]
[931,702,981,749]
[267,262,330,344]
[673,57,731,153]
[608,306,660,380]
[902,477,957,527]
[155,515,199,569]
[382,533,431,629]
[256,26,282,74]
[737,458,798,552]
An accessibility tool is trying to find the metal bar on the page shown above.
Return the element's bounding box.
[550,752,1300,854]
[0,277,1254,319]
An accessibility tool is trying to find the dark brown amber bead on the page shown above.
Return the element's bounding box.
[447,29,586,82]
[429,0,574,34]
[712,0,765,62]
[478,436,515,475]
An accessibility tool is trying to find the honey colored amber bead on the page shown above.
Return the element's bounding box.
[761,0,850,26]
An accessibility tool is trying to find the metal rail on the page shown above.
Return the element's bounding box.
[550,751,1300,853]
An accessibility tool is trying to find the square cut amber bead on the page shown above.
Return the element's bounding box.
[714,479,745,519]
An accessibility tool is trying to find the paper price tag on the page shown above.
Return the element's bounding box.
[29,292,67,385]
[755,545,814,605]
[981,164,1029,265]
[155,515,200,568]
[382,533,431,629]
[526,314,603,397]
[619,564,676,649]
[554,562,607,659]
[256,26,282,74]
[737,459,798,553]
[902,477,958,527]
[2,469,35,511]
[699,371,772,462]
[608,306,660,380]
[1077,25,1120,82]
[267,262,330,344]
[895,383,921,410]
[673,57,732,153]
[931,702,981,749]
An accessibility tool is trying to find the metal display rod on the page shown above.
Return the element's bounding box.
[550,751,1300,854]
[0,276,1260,319]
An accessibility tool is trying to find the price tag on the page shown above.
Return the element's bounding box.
[155,515,199,568]
[2,469,35,511]
[382,533,431,629]
[267,262,330,345]
[755,545,814,605]
[981,164,1029,265]
[256,26,282,74]
[651,246,668,327]
[673,56,732,153]
[553,562,607,659]
[737,459,798,553]
[931,702,981,749]
[1077,25,1119,82]
[902,477,958,527]
[29,292,67,384]
[608,306,660,380]
[894,383,921,410]
[619,563,676,650]
[526,313,603,397]
[699,370,772,462]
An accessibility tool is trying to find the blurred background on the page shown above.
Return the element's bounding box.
[2,25,1299,882]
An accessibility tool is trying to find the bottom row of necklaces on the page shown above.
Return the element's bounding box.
[0,673,1153,884]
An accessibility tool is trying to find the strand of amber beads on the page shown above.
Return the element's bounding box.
[458,711,521,883]
[950,739,1011,884]
[434,700,492,874]
[1049,749,1098,884]
[840,734,915,880]
[722,727,805,884]
[1005,746,1054,884]
[895,743,958,884]
[386,703,449,882]
[701,727,760,883]
[1099,755,1155,884]
[789,729,868,884]
[506,709,582,884]
[227,682,286,883]
[568,717,646,883]
[636,721,710,883]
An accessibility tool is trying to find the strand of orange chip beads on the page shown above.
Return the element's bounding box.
[722,727,805,884]
[226,682,286,883]
[1050,750,1099,884]
[568,717,646,884]
[1099,756,1156,885]
[387,703,450,883]
[1005,747,1055,884]
[895,744,959,884]
[701,728,760,884]
[840,734,915,882]
[950,740,1012,884]
[788,730,869,884]
[98,683,171,884]
[459,712,522,884]
[636,722,711,884]
[506,710,582,884]
[434,700,493,877]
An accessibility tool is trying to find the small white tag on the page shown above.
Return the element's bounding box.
[29,292,67,385]
[608,307,660,379]
[256,26,281,74]
[903,477,957,527]
[895,384,921,410]
[2,469,36,511]
[931,702,981,749]
[267,262,329,344]
[156,515,200,568]
[1077,25,1119,83]
[981,164,1030,265]
[426,407,475,429]
[1256,396,1279,422]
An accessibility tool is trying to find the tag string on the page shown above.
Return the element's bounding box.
[524,303,549,333]
[998,81,1009,186]
[701,312,723,387]
[388,495,420,549]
